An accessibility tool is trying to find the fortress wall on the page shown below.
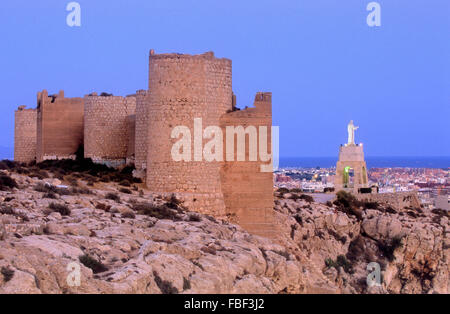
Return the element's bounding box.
[356,191,421,211]
[14,106,37,163]
[84,95,136,166]
[126,114,136,163]
[220,92,276,237]
[135,90,149,171]
[36,90,84,162]
[145,51,232,216]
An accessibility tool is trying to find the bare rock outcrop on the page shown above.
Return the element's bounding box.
[273,190,449,294]
[0,170,307,294]
[0,167,448,294]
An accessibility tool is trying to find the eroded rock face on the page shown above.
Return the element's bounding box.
[0,171,307,294]
[273,192,449,294]
[0,170,448,294]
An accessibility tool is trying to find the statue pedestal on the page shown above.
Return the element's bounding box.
[335,144,369,193]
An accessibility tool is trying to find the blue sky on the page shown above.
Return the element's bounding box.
[0,0,448,158]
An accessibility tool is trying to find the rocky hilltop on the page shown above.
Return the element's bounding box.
[0,160,448,294]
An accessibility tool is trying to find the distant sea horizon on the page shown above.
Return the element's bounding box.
[0,146,449,169]
[279,156,450,169]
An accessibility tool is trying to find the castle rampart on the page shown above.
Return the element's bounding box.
[134,90,149,172]
[84,94,136,166]
[14,106,37,163]
[36,90,84,162]
[127,114,136,163]
[220,92,277,237]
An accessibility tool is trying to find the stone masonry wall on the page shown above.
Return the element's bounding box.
[220,92,277,237]
[356,191,421,211]
[135,90,149,171]
[127,114,136,163]
[14,106,37,163]
[36,90,84,162]
[145,51,232,216]
[84,94,136,166]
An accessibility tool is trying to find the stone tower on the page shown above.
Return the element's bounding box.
[145,51,232,216]
[335,121,369,193]
[14,106,37,163]
[36,90,84,162]
[219,92,276,237]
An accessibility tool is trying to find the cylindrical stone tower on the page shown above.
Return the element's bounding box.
[146,51,232,215]
[84,94,136,166]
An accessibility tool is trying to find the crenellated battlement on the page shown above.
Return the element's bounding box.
[255,92,272,103]
[148,50,229,62]
[37,90,79,108]
[16,105,35,112]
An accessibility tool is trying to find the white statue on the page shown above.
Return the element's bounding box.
[347,120,359,145]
